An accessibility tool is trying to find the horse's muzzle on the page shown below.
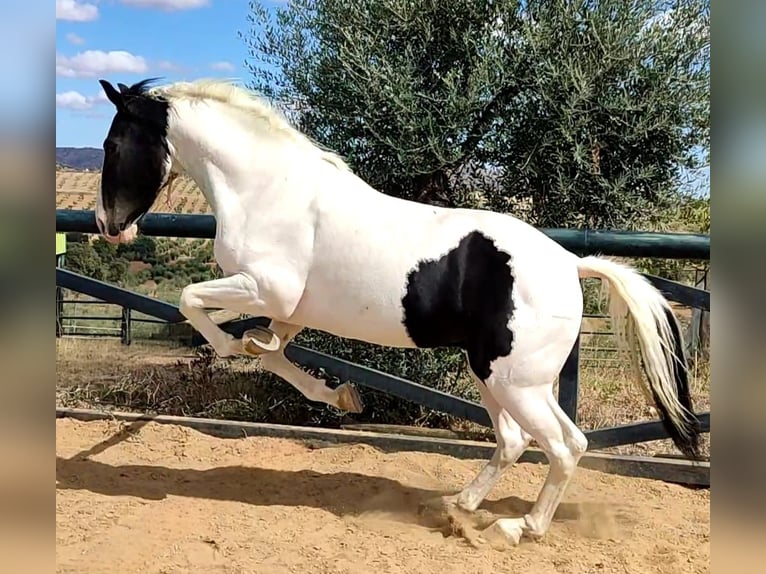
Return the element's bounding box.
[95,215,139,244]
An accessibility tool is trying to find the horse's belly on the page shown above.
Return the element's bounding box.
[289,275,417,348]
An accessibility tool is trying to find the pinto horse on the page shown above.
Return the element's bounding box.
[94,78,700,546]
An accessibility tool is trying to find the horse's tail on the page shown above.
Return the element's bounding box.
[576,255,701,459]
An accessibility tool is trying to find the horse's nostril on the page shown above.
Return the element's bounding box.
[118,221,128,232]
[107,222,120,236]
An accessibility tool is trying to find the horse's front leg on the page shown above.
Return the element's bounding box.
[178,275,363,413]
[178,270,299,357]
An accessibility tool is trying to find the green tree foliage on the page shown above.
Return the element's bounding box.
[65,242,107,282]
[241,0,709,228]
[64,237,219,288]
[66,239,126,283]
[116,235,158,264]
[632,191,710,285]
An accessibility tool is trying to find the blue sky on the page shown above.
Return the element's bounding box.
[56,0,282,147]
[55,0,708,195]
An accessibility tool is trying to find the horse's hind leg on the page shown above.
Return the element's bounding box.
[446,370,531,512]
[488,366,588,544]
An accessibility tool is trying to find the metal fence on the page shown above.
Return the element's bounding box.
[55,209,711,486]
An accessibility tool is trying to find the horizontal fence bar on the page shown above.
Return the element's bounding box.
[56,209,710,260]
[644,274,710,311]
[55,407,710,486]
[60,315,122,321]
[542,228,710,260]
[58,330,120,336]
[58,210,214,239]
[60,301,198,325]
[585,412,710,450]
[286,345,494,428]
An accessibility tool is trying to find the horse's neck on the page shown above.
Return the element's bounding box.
[170,153,238,217]
[166,100,290,220]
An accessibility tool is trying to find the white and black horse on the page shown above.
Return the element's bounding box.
[94,78,700,546]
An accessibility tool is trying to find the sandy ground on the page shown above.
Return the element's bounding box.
[56,418,709,574]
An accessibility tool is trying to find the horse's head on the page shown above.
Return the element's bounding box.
[96,78,172,244]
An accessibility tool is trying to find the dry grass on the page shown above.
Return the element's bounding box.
[573,360,710,458]
[56,337,434,430]
[56,336,710,460]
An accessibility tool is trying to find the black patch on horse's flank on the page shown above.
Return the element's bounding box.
[401,231,515,381]
[99,78,171,234]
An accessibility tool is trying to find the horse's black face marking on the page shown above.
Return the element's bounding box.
[98,78,170,236]
[401,230,516,381]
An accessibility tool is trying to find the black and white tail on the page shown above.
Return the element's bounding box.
[577,256,701,459]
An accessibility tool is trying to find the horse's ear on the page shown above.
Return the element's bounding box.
[99,79,124,110]
[117,83,130,94]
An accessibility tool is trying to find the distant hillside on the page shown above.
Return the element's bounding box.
[56,169,212,214]
[56,147,103,171]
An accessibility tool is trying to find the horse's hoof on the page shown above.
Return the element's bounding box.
[482,518,525,547]
[336,383,364,413]
[242,326,281,355]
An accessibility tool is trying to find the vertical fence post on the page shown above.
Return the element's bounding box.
[121,307,132,345]
[558,335,580,423]
[56,286,64,338]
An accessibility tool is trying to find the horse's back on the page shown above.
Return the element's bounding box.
[291,186,582,350]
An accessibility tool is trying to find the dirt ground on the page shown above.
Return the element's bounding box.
[56,418,709,574]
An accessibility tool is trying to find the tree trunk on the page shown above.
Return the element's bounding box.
[413,170,452,207]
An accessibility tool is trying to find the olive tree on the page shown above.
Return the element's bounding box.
[241,0,709,228]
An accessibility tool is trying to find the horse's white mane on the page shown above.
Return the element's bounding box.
[150,79,350,171]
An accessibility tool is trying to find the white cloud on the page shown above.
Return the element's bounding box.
[119,0,210,10]
[56,50,149,78]
[210,61,235,72]
[56,90,109,111]
[56,0,99,21]
[66,33,85,46]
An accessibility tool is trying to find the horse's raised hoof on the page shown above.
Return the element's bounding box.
[335,383,364,413]
[242,326,281,355]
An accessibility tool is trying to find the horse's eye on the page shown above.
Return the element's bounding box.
[104,141,118,153]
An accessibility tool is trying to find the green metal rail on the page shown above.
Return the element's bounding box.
[56,209,710,260]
